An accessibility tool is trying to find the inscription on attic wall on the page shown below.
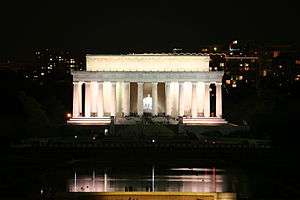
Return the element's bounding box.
[86,55,210,72]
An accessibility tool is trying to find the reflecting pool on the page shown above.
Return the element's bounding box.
[68,166,235,193]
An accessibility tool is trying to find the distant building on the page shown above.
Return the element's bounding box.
[223,56,259,89]
[206,41,300,90]
[201,41,260,89]
[260,44,300,88]
[33,49,85,83]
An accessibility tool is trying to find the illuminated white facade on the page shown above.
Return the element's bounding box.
[68,54,227,125]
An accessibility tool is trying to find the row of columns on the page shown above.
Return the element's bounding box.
[168,82,222,118]
[73,81,222,118]
[73,81,132,118]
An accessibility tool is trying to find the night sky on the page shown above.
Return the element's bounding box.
[1,0,300,58]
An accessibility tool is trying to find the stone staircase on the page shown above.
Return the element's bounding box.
[183,117,227,125]
[67,117,111,125]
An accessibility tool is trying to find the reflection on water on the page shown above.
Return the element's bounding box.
[68,167,231,193]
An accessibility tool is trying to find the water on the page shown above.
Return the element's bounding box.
[3,154,297,200]
[68,167,231,193]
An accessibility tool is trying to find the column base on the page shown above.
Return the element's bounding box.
[67,117,111,125]
[67,116,228,126]
[182,117,228,125]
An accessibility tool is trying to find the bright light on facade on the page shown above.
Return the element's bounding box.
[263,70,267,77]
[104,129,108,135]
[232,81,237,88]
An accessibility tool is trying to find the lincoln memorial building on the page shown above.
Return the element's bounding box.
[68,54,227,125]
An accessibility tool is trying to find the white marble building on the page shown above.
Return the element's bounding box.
[68,54,227,125]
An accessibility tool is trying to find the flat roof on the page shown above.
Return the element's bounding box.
[86,54,210,72]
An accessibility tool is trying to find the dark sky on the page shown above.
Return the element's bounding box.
[1,0,300,58]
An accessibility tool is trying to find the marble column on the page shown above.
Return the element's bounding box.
[116,82,122,115]
[84,82,92,117]
[122,82,130,116]
[72,82,82,117]
[204,82,211,117]
[151,82,158,116]
[97,82,104,117]
[198,82,205,116]
[137,82,144,116]
[178,82,184,116]
[216,82,222,118]
[111,82,117,116]
[191,82,197,118]
[91,81,98,116]
[165,82,171,116]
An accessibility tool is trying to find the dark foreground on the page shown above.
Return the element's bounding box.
[0,123,298,200]
[1,140,299,200]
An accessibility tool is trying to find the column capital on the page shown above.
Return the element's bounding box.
[204,82,211,86]
[165,82,171,86]
[178,81,185,85]
[152,82,158,86]
[215,82,222,86]
[73,81,80,85]
[137,82,144,85]
[111,81,116,85]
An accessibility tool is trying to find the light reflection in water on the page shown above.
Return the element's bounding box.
[68,167,230,193]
